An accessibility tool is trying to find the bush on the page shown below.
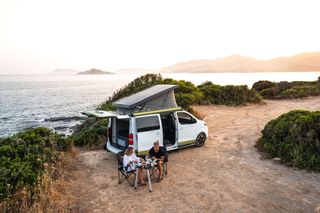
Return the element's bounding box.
[252,80,275,92]
[0,127,73,202]
[162,78,202,108]
[198,81,262,105]
[276,81,292,91]
[254,78,320,99]
[259,88,275,98]
[277,88,299,99]
[72,118,109,147]
[257,110,320,170]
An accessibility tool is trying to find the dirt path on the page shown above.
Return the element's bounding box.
[64,97,320,213]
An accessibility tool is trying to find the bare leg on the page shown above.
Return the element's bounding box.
[158,161,163,180]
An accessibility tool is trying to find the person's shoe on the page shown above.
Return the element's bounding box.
[140,182,147,186]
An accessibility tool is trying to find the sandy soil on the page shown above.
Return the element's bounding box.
[63,97,320,213]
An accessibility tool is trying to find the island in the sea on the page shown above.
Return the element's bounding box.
[77,68,114,75]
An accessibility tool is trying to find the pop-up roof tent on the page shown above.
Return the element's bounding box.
[113,84,179,114]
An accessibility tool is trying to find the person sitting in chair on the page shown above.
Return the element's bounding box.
[148,141,165,182]
[123,147,146,186]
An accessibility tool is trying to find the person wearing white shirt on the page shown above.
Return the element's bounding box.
[123,146,146,186]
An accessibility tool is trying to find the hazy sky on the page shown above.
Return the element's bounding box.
[1,0,320,74]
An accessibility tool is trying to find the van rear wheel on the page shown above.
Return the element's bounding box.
[195,133,206,147]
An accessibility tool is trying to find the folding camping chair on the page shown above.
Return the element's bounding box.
[117,151,136,186]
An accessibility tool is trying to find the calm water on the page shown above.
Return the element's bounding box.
[0,72,319,137]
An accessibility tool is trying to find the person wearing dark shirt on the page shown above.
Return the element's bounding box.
[148,141,165,181]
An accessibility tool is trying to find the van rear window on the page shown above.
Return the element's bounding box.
[136,116,160,132]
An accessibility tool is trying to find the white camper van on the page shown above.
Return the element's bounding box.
[84,85,208,155]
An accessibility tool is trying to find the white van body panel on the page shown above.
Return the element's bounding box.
[175,111,198,145]
[174,111,208,147]
[197,120,209,138]
[135,114,163,154]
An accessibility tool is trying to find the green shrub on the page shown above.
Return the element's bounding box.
[0,127,73,202]
[257,110,320,170]
[276,81,292,91]
[162,78,202,108]
[252,80,275,92]
[259,88,275,98]
[72,118,109,147]
[278,88,299,99]
[198,81,262,105]
[254,78,320,99]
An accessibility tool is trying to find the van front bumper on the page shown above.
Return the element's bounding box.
[106,142,123,154]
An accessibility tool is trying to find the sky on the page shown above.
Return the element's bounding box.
[0,0,320,74]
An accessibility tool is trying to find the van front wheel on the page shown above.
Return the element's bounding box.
[195,133,206,147]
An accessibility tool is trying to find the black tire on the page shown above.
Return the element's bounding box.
[195,133,206,147]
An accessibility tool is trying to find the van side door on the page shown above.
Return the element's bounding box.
[135,114,163,155]
[175,111,198,146]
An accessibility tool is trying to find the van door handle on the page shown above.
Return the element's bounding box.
[156,132,160,135]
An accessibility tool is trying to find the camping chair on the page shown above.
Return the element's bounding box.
[152,146,168,180]
[117,151,136,186]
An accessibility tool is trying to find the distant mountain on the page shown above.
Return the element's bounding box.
[161,52,320,73]
[77,68,114,75]
[51,68,79,74]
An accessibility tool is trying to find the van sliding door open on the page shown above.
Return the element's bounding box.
[135,115,162,155]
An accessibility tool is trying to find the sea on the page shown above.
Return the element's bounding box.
[0,72,319,137]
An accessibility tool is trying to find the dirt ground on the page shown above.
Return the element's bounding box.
[63,97,320,213]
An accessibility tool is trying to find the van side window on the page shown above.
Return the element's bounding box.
[136,116,160,132]
[177,112,196,125]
